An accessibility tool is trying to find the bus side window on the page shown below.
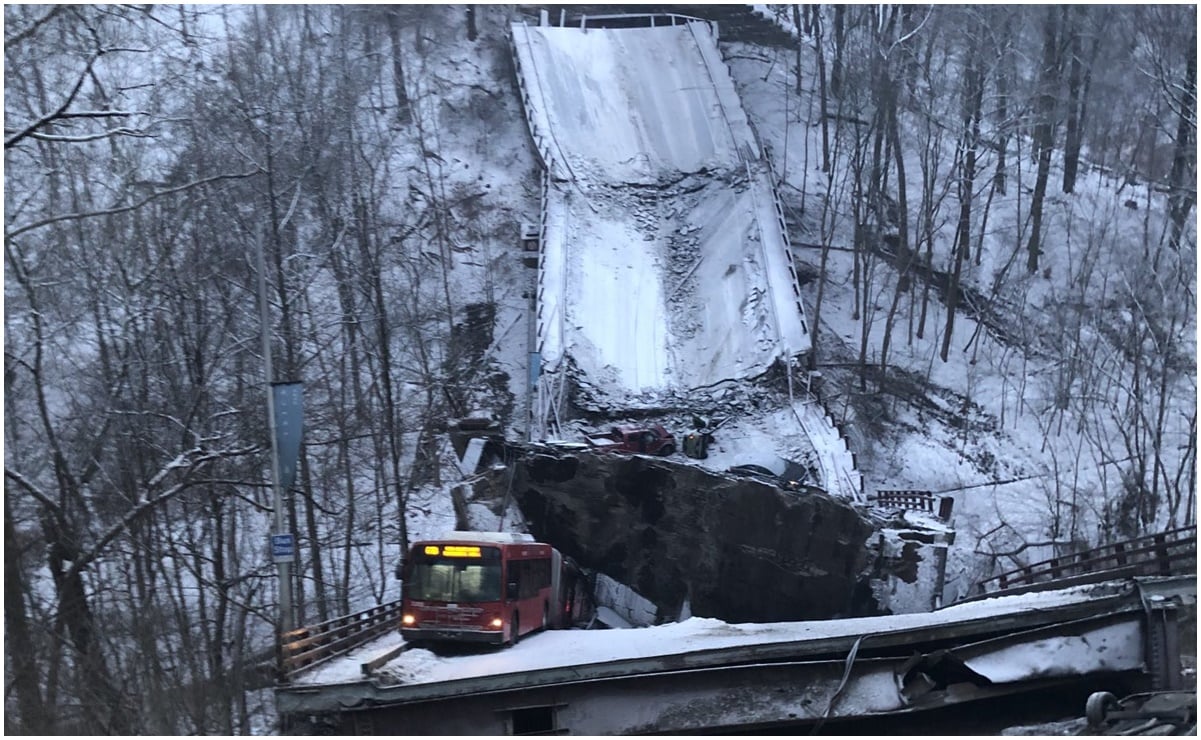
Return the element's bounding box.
[507,561,521,600]
[515,559,550,599]
[520,561,533,599]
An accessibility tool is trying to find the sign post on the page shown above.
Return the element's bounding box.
[256,230,296,678]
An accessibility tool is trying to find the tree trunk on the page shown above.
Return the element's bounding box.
[993,26,1010,196]
[880,77,911,375]
[301,448,329,622]
[387,9,412,123]
[1061,7,1084,193]
[944,38,984,361]
[793,5,803,96]
[4,492,48,734]
[900,6,919,93]
[1168,30,1196,250]
[45,515,132,734]
[830,5,845,97]
[210,492,233,734]
[850,133,867,325]
[354,192,411,561]
[1026,7,1060,274]
[814,8,831,173]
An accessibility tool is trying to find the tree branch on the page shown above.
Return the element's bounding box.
[4,52,101,150]
[19,128,153,144]
[3,5,64,48]
[4,467,62,517]
[5,169,262,240]
[64,444,258,581]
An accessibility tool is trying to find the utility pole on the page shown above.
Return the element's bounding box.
[256,230,293,675]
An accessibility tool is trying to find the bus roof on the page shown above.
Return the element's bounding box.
[430,531,537,544]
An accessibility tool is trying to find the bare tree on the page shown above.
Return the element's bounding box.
[1025,6,1062,274]
[940,12,985,362]
[1061,7,1105,194]
[3,6,271,732]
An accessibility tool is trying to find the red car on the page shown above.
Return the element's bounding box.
[583,424,676,456]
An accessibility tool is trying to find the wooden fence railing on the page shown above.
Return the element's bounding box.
[973,525,1197,598]
[280,599,403,680]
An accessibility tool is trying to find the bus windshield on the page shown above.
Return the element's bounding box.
[407,560,503,603]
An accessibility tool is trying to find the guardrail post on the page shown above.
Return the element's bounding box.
[1154,533,1171,575]
[937,496,954,521]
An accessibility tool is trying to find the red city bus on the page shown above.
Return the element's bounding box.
[400,532,586,646]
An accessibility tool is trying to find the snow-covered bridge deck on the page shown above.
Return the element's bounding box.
[511,18,809,410]
[276,576,1193,734]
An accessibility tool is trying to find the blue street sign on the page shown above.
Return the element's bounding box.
[272,533,295,563]
[272,382,304,492]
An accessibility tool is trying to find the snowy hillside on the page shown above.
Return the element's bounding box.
[720,11,1196,598]
[4,5,1193,734]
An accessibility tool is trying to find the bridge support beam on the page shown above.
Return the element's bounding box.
[1143,599,1182,691]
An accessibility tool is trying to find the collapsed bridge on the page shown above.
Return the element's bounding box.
[511,13,810,424]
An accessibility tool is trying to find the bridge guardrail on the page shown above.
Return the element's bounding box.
[870,489,953,521]
[280,599,403,681]
[571,13,711,32]
[972,525,1197,599]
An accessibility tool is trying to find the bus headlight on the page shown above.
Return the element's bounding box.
[402,614,416,626]
[489,617,503,629]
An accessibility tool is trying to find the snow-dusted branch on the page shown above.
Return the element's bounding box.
[892,6,933,48]
[877,5,934,61]
[4,52,101,150]
[3,109,146,129]
[63,444,258,582]
[19,127,153,144]
[4,466,62,515]
[5,169,262,240]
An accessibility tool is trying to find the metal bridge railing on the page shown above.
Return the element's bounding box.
[279,599,403,681]
[971,525,1197,600]
[870,489,954,521]
[569,13,711,32]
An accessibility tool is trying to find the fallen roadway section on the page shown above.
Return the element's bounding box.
[275,575,1193,734]
[511,17,811,413]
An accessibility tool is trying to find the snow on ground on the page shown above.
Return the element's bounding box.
[513,20,810,409]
